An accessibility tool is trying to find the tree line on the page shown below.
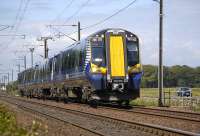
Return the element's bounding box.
[141,65,200,88]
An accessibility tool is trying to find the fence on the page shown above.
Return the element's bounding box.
[140,88,200,110]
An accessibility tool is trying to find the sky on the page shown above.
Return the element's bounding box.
[0,0,200,80]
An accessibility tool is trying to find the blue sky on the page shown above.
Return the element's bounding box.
[0,0,200,79]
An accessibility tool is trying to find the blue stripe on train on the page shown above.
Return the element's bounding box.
[85,63,105,90]
[130,72,142,90]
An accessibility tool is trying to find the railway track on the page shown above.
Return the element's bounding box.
[97,104,200,123]
[25,98,200,133]
[0,95,104,136]
[0,95,199,136]
[64,102,200,133]
[128,106,200,122]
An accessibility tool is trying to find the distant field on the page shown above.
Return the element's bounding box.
[130,88,200,111]
[140,88,200,97]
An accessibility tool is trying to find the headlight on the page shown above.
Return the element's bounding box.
[91,63,106,74]
[128,64,142,74]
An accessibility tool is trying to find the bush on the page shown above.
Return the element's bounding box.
[0,104,27,136]
[0,104,46,136]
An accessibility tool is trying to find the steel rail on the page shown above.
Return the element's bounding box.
[136,106,200,115]
[0,96,106,136]
[96,105,200,123]
[1,95,199,136]
[130,106,200,121]
[61,101,200,123]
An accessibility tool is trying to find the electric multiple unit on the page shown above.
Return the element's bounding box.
[18,28,142,105]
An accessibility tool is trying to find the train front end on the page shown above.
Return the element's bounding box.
[86,29,142,103]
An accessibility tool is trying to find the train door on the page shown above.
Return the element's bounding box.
[105,31,128,81]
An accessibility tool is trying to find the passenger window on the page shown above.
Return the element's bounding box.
[127,41,139,66]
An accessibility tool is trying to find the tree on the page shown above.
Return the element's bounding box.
[141,65,200,88]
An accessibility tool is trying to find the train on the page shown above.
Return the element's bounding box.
[18,28,142,105]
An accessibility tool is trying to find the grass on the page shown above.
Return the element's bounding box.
[190,88,200,96]
[140,88,200,97]
[0,104,27,136]
[130,88,200,111]
[130,97,158,107]
[0,103,45,136]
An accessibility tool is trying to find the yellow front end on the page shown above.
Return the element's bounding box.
[109,36,125,77]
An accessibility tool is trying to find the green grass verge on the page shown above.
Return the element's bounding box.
[0,103,45,136]
[140,88,200,97]
[130,88,200,112]
[130,97,158,107]
[0,104,27,136]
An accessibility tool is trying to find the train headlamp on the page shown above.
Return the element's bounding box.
[128,64,142,74]
[94,58,103,62]
[91,63,106,74]
[91,37,103,42]
[127,37,137,42]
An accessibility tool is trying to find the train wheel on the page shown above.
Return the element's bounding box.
[64,98,68,103]
[81,87,89,104]
[89,99,98,108]
[42,95,46,101]
[117,100,123,106]
[55,97,61,102]
[63,89,69,103]
[20,90,24,97]
[124,100,130,106]
[81,97,88,104]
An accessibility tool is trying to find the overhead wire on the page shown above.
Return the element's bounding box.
[0,0,24,48]
[50,27,77,42]
[0,0,31,53]
[12,0,24,30]
[14,0,31,33]
[82,0,138,30]
[63,0,91,24]
[48,0,91,43]
[48,0,75,38]
[0,26,11,31]
[56,0,138,37]
[29,0,77,62]
[49,0,91,42]
[51,0,75,24]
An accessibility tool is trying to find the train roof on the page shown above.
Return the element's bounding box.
[61,28,139,52]
[87,28,139,38]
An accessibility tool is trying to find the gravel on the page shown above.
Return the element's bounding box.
[24,97,200,133]
[0,99,101,136]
